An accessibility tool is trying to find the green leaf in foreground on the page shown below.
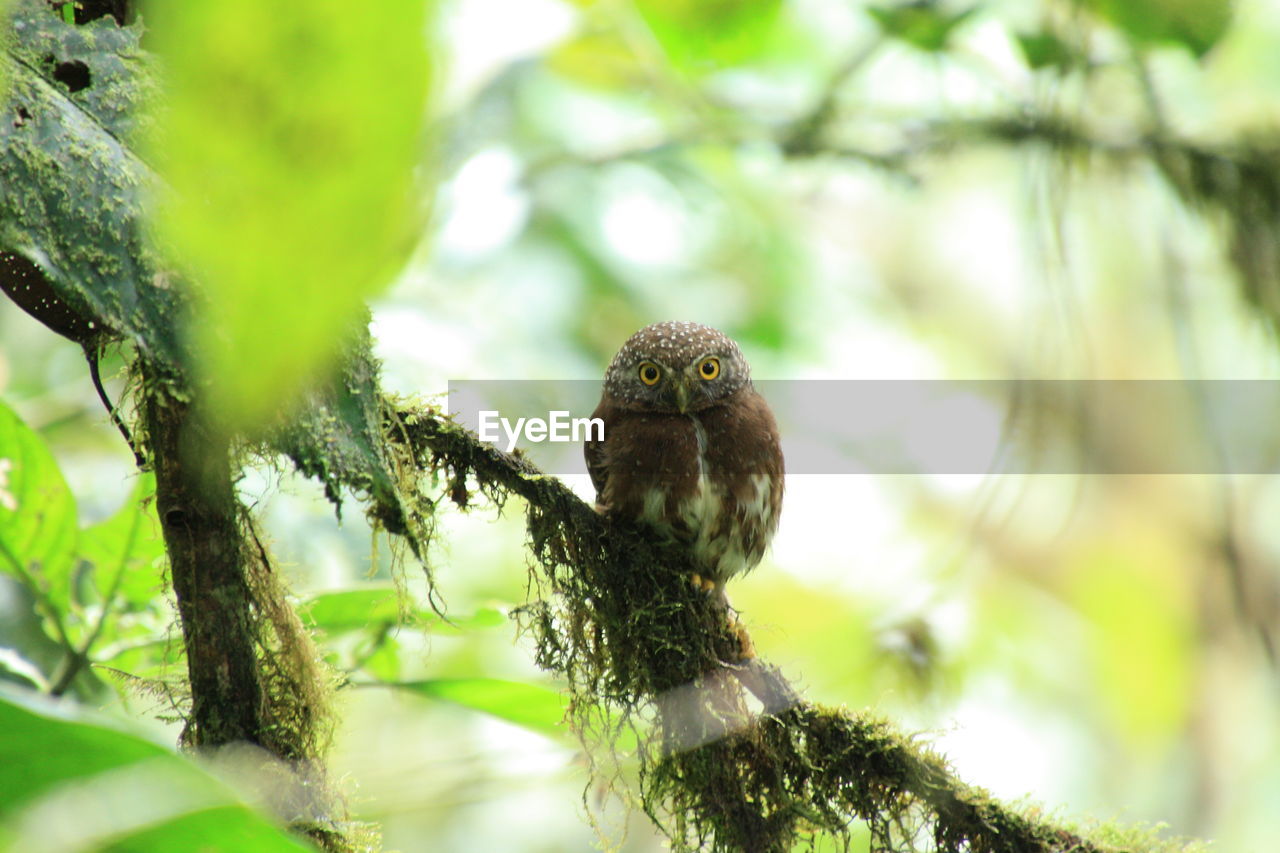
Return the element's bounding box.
[0,688,166,816]
[94,805,315,853]
[0,398,78,642]
[0,688,310,852]
[144,0,432,430]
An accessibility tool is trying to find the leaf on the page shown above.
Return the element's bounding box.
[634,0,784,71]
[5,0,155,139]
[0,687,166,817]
[95,805,315,853]
[0,399,78,642]
[361,633,402,683]
[391,678,569,740]
[143,0,432,430]
[1015,31,1078,71]
[302,586,505,634]
[78,473,164,610]
[0,0,187,370]
[0,576,67,687]
[0,688,311,851]
[867,2,976,53]
[2,4,430,566]
[1083,0,1232,58]
[303,587,402,631]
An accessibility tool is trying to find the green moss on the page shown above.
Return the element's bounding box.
[2,2,187,367]
[389,400,1207,853]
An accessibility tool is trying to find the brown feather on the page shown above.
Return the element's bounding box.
[586,322,783,585]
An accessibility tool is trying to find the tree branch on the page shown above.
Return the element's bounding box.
[385,402,1185,853]
[143,379,267,749]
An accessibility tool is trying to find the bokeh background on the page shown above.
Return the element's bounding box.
[3,0,1280,850]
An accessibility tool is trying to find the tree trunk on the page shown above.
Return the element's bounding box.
[143,380,265,748]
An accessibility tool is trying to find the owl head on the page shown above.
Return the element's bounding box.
[602,321,752,413]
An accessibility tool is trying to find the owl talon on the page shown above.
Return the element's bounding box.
[732,621,756,660]
[690,573,716,594]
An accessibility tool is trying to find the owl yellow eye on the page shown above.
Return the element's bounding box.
[698,358,720,380]
[638,362,661,385]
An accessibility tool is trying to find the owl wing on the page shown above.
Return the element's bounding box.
[584,397,612,505]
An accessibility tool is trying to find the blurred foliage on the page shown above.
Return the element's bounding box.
[0,688,312,852]
[867,2,975,53]
[2,0,435,549]
[0,398,167,699]
[634,0,785,70]
[141,0,432,430]
[1083,0,1232,57]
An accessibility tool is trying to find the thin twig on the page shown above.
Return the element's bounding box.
[84,343,147,469]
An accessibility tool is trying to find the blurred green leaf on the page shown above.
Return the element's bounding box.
[96,805,315,853]
[1082,0,1232,57]
[0,398,78,643]
[0,687,165,817]
[0,688,311,851]
[361,632,402,682]
[867,2,975,53]
[634,0,784,71]
[392,677,568,739]
[304,587,401,630]
[144,0,433,430]
[95,634,183,683]
[303,586,505,634]
[2,4,428,564]
[1016,30,1078,71]
[79,473,164,611]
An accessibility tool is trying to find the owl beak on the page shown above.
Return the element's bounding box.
[673,373,695,413]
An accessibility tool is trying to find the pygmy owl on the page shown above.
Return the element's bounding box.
[585,321,784,596]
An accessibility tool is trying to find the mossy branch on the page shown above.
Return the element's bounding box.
[387,402,1200,853]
